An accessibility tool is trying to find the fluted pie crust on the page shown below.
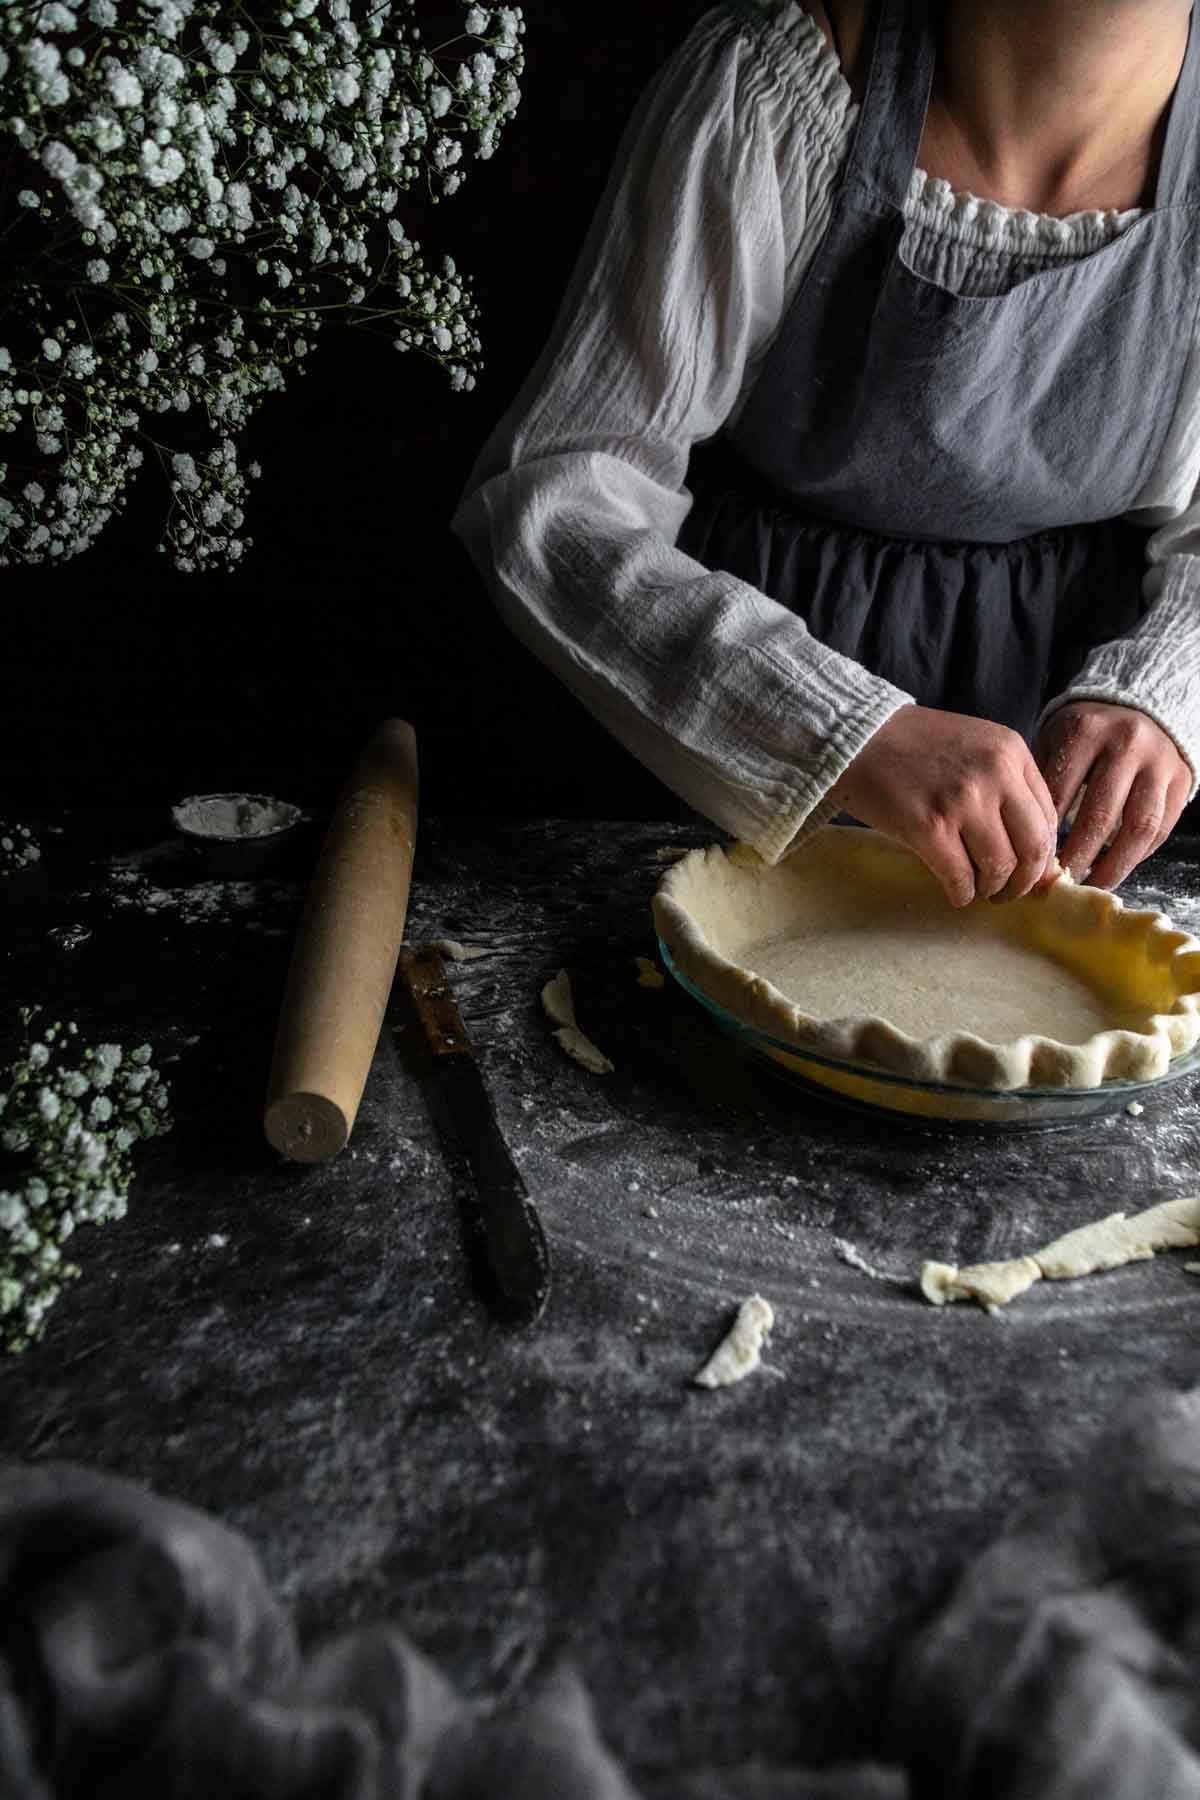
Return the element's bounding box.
[652,826,1200,1092]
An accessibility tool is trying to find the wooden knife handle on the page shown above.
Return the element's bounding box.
[397,945,472,1058]
[263,718,418,1163]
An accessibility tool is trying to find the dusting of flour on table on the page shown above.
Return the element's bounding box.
[693,1295,776,1389]
[833,1237,913,1288]
[94,866,299,929]
[540,969,614,1075]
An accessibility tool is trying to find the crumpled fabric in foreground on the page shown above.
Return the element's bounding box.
[889,1387,1200,1798]
[13,1394,1200,1800]
[0,1459,897,1799]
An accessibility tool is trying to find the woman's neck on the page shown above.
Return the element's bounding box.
[926,0,1192,214]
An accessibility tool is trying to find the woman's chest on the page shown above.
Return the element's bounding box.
[915,104,1162,218]
[814,0,1163,217]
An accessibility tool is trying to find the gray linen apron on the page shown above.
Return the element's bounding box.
[679,0,1200,739]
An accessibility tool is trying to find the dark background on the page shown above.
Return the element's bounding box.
[0,3,710,821]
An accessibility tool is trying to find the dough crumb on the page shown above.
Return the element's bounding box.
[541,969,614,1074]
[922,1195,1200,1314]
[541,968,576,1029]
[1126,1100,1145,1117]
[652,845,689,863]
[432,939,488,962]
[635,955,665,989]
[1185,1262,1200,1275]
[554,1024,614,1076]
[834,1236,910,1286]
[693,1295,775,1389]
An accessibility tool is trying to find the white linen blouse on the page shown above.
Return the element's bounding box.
[452,1,1200,862]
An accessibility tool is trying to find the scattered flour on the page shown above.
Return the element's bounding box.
[96,866,299,928]
[833,1237,913,1288]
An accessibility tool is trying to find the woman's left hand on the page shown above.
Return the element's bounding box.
[1034,701,1192,888]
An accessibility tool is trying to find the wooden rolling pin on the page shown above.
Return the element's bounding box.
[263,718,418,1162]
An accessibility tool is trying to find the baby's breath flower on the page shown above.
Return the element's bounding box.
[0,1012,171,1351]
[1,0,523,572]
[0,820,44,877]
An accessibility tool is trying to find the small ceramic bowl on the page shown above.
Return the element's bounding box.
[170,792,306,878]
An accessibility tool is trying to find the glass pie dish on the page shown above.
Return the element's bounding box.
[658,937,1200,1129]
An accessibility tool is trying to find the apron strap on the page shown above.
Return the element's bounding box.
[1154,4,1200,210]
[842,0,936,213]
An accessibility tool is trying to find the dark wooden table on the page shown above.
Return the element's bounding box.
[4,812,1200,1785]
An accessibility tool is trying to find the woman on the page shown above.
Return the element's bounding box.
[453,0,1199,906]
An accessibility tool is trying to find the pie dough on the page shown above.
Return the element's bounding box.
[921,1195,1200,1312]
[692,1295,775,1388]
[652,826,1200,1091]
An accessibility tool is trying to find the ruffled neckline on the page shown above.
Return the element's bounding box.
[775,1,1144,251]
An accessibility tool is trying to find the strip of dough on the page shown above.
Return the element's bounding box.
[920,1257,1042,1312]
[921,1195,1200,1313]
[432,939,488,962]
[693,1295,775,1388]
[540,969,614,1075]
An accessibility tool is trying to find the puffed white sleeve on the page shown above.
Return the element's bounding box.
[450,5,912,863]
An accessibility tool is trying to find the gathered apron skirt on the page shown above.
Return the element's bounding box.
[679,437,1152,743]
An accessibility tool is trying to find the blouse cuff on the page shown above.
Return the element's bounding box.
[750,683,913,862]
[1034,556,1200,798]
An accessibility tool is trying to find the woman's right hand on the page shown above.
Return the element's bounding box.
[828,704,1059,907]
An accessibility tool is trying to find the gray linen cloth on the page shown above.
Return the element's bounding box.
[889,1387,1200,1798]
[9,1393,1200,1796]
[0,1460,891,1798]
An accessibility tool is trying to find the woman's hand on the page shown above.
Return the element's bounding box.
[1034,702,1191,888]
[829,704,1059,908]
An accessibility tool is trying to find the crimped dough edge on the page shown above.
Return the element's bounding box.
[652,829,1200,1092]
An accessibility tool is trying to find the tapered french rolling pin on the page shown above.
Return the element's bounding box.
[263,718,418,1163]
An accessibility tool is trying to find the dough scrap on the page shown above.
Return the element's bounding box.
[554,1025,614,1076]
[920,1257,1042,1314]
[693,1294,775,1389]
[634,956,665,989]
[432,939,488,962]
[921,1195,1200,1313]
[540,969,614,1075]
[541,969,576,1029]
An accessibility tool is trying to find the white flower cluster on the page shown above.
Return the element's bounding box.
[0,1011,171,1351]
[0,0,525,571]
[0,822,42,876]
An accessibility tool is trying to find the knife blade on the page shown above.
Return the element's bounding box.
[395,945,550,1326]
